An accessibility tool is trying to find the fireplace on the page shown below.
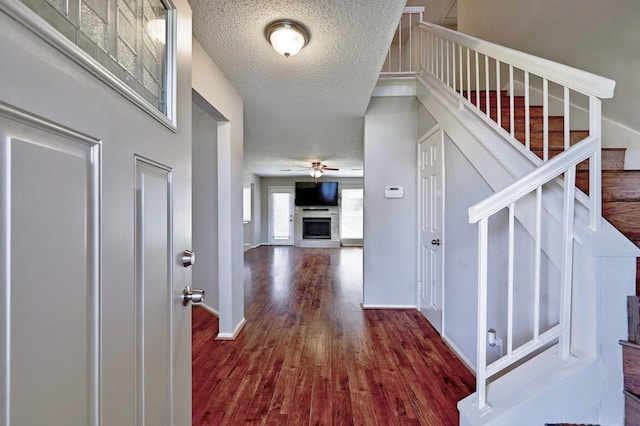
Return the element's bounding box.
[302,217,331,240]
[294,208,339,248]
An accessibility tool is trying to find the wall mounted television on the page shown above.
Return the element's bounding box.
[295,181,339,206]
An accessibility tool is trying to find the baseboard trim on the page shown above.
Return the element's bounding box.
[442,334,476,373]
[197,303,219,317]
[216,317,247,340]
[361,304,417,310]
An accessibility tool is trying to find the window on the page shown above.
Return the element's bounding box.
[243,185,252,223]
[15,0,176,125]
[340,188,363,240]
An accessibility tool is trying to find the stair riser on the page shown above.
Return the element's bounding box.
[623,344,640,395]
[502,117,565,132]
[515,131,589,145]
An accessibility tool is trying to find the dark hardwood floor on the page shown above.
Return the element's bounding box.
[193,246,475,425]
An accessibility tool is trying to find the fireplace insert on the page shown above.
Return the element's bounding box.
[302,217,331,239]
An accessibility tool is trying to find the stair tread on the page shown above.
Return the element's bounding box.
[602,202,640,239]
[577,170,640,201]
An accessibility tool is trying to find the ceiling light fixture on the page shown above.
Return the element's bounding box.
[309,169,322,178]
[310,162,323,179]
[265,20,310,57]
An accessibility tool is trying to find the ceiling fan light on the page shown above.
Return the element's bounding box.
[266,20,309,57]
[310,169,322,178]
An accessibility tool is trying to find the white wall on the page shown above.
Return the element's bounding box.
[259,177,363,244]
[192,95,220,312]
[458,0,640,168]
[363,97,417,307]
[192,38,245,337]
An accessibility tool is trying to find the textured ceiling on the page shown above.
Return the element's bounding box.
[190,0,407,177]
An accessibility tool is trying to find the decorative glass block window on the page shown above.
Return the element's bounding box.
[18,0,175,123]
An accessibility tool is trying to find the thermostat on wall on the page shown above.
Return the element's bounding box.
[384,186,404,198]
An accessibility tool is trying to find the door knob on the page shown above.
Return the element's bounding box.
[182,249,195,267]
[182,286,205,306]
[431,239,440,246]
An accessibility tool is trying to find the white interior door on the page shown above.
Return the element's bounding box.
[419,128,445,333]
[269,186,294,245]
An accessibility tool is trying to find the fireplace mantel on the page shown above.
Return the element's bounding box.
[293,206,340,248]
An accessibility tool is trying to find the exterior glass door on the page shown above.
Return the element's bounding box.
[269,187,294,245]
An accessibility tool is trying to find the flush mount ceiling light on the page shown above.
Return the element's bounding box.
[265,20,310,57]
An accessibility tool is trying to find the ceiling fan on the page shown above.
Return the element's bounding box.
[309,161,339,179]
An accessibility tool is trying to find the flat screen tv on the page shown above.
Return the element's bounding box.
[295,181,338,206]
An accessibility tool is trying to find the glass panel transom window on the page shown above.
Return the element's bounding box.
[20,0,173,117]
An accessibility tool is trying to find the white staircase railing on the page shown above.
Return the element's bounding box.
[417,21,615,232]
[380,7,424,76]
[468,137,597,411]
[416,22,616,411]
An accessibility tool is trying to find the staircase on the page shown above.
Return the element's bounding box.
[412,20,638,424]
[464,89,640,296]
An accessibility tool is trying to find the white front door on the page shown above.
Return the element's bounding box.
[0,2,192,423]
[1,107,101,426]
[134,157,175,425]
[419,128,445,333]
[0,106,191,426]
[268,186,294,245]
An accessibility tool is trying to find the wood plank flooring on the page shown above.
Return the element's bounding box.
[193,246,475,425]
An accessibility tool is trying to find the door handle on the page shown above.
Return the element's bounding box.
[431,239,440,246]
[182,249,195,267]
[182,286,205,306]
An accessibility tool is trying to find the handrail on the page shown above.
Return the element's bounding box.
[469,135,598,223]
[418,22,615,99]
